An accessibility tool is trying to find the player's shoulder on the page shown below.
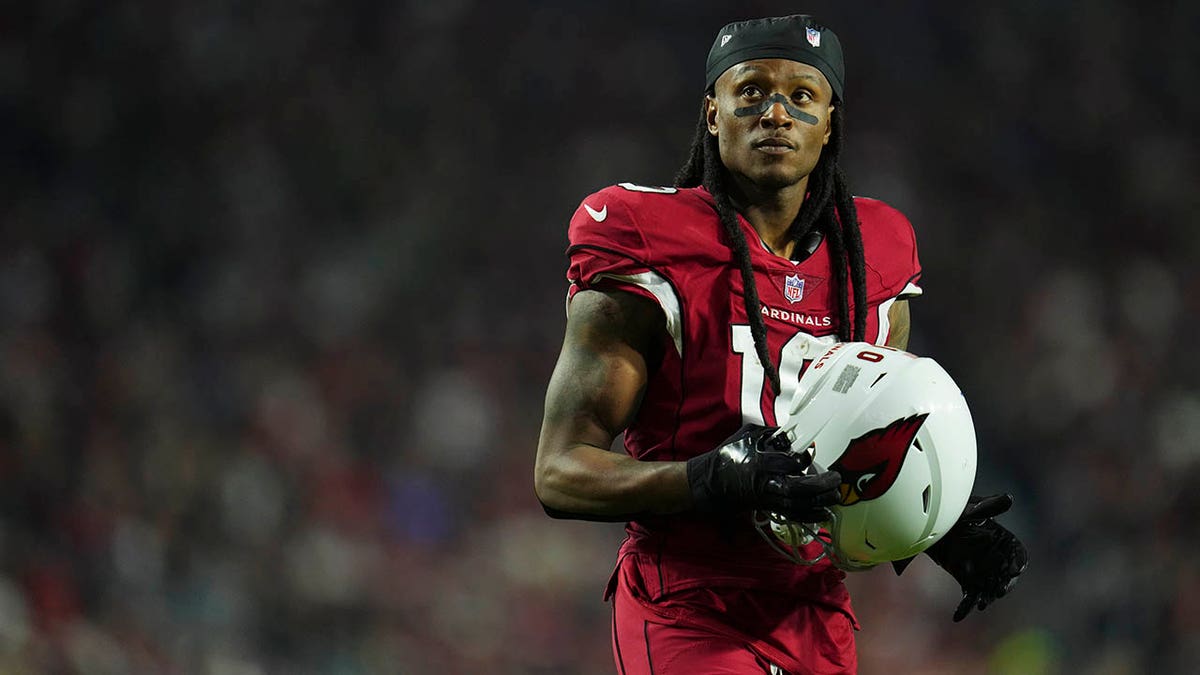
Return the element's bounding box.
[569,183,712,250]
[851,195,918,246]
[579,182,708,215]
[852,195,914,228]
[852,196,921,294]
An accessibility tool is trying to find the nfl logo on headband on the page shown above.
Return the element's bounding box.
[806,26,821,47]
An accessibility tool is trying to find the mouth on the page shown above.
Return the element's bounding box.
[753,137,795,154]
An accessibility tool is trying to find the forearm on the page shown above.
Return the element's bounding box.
[534,442,692,519]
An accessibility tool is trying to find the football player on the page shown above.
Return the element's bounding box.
[534,14,1027,674]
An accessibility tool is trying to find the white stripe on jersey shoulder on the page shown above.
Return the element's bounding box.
[876,287,924,345]
[565,283,577,318]
[876,294,903,346]
[594,271,683,356]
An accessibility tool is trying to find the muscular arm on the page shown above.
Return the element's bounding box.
[886,300,911,350]
[534,289,693,519]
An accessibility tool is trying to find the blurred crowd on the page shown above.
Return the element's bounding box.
[2,1,1198,673]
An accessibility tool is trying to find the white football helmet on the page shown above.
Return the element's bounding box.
[757,342,977,571]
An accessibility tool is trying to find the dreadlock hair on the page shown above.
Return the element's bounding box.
[674,96,867,393]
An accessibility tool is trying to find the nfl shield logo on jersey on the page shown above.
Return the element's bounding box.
[784,274,805,303]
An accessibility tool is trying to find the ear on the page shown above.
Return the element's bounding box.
[823,105,835,146]
[706,95,719,136]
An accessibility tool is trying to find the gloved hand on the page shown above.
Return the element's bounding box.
[686,424,841,523]
[924,493,1029,622]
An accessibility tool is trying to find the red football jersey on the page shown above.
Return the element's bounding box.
[565,183,922,644]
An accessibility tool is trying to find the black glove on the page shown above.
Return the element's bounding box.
[923,493,1029,622]
[686,424,842,523]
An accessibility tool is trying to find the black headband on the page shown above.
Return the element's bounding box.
[705,14,845,101]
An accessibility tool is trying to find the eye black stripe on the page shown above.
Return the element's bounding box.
[732,93,820,125]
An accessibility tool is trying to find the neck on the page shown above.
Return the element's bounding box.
[727,174,810,259]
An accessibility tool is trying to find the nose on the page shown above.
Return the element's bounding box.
[761,97,793,128]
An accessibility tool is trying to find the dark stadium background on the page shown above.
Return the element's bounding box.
[3,1,1197,673]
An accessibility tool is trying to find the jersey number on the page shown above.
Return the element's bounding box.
[731,325,833,427]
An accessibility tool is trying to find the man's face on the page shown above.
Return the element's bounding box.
[707,59,835,191]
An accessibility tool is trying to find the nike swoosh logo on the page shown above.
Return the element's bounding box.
[584,203,607,222]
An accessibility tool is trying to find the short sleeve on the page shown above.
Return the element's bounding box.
[855,197,923,301]
[566,186,652,289]
[563,186,683,354]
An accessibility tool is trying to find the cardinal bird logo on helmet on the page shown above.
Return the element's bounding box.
[830,414,928,505]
